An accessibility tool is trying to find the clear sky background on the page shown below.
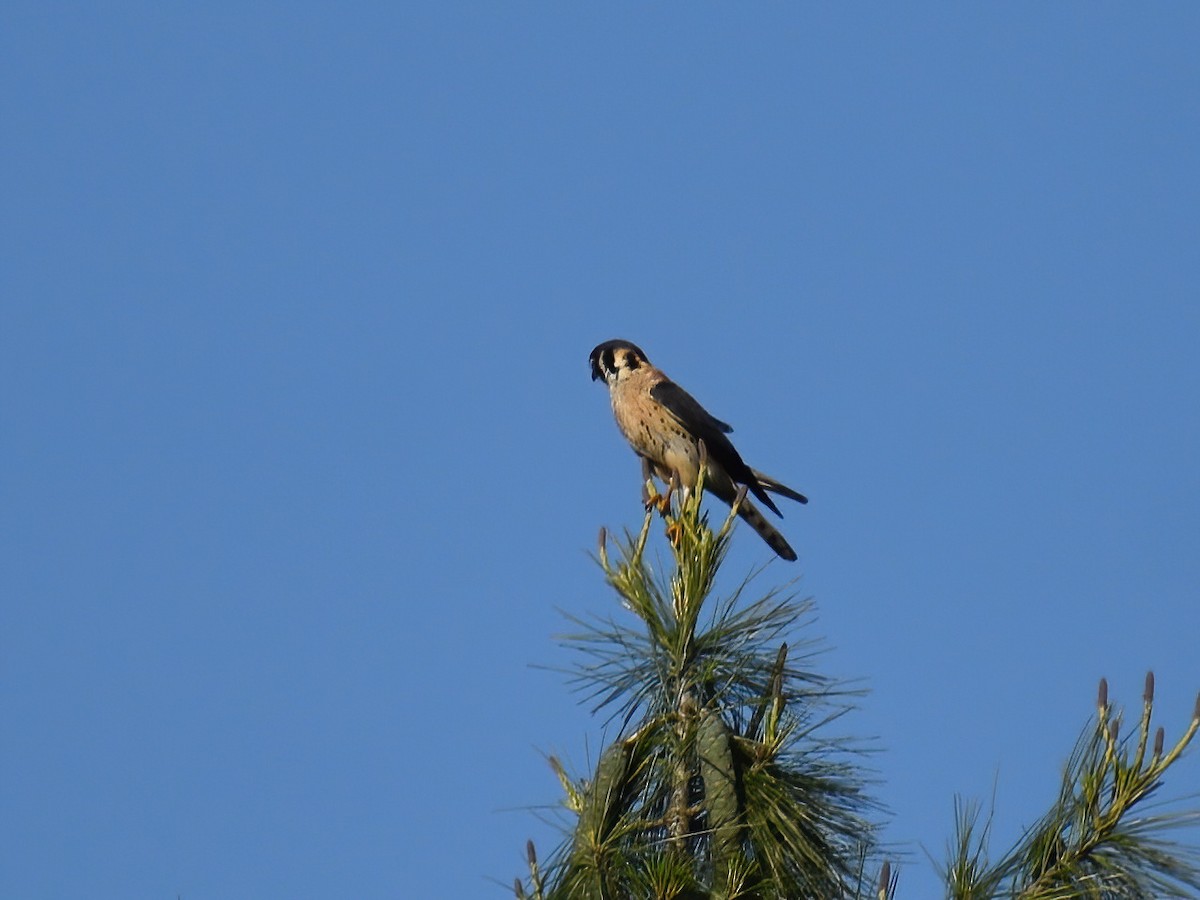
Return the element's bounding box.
[4,4,1199,898]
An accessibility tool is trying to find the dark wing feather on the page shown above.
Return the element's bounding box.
[650,381,733,435]
[649,381,783,515]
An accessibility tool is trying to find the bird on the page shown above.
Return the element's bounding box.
[589,339,807,561]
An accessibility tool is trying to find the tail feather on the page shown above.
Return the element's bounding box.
[751,469,808,506]
[736,496,798,562]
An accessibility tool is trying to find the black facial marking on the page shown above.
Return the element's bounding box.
[589,339,650,381]
[590,346,612,381]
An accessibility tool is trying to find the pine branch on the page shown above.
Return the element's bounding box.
[521,481,880,898]
[944,676,1200,899]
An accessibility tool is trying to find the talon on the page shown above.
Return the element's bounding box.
[655,472,680,516]
[643,477,675,516]
[642,484,666,514]
[665,521,684,547]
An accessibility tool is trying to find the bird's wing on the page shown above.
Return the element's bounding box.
[649,380,783,512]
[650,381,733,436]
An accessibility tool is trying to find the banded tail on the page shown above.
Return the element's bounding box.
[735,495,798,561]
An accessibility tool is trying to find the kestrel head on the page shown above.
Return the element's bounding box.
[589,339,649,385]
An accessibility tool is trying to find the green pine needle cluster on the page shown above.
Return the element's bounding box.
[944,675,1200,899]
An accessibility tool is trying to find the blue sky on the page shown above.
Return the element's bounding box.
[4,4,1199,898]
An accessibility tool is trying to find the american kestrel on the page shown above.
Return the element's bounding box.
[589,339,807,561]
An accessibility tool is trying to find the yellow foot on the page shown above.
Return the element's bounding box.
[665,521,684,547]
[651,473,680,517]
[643,486,673,517]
